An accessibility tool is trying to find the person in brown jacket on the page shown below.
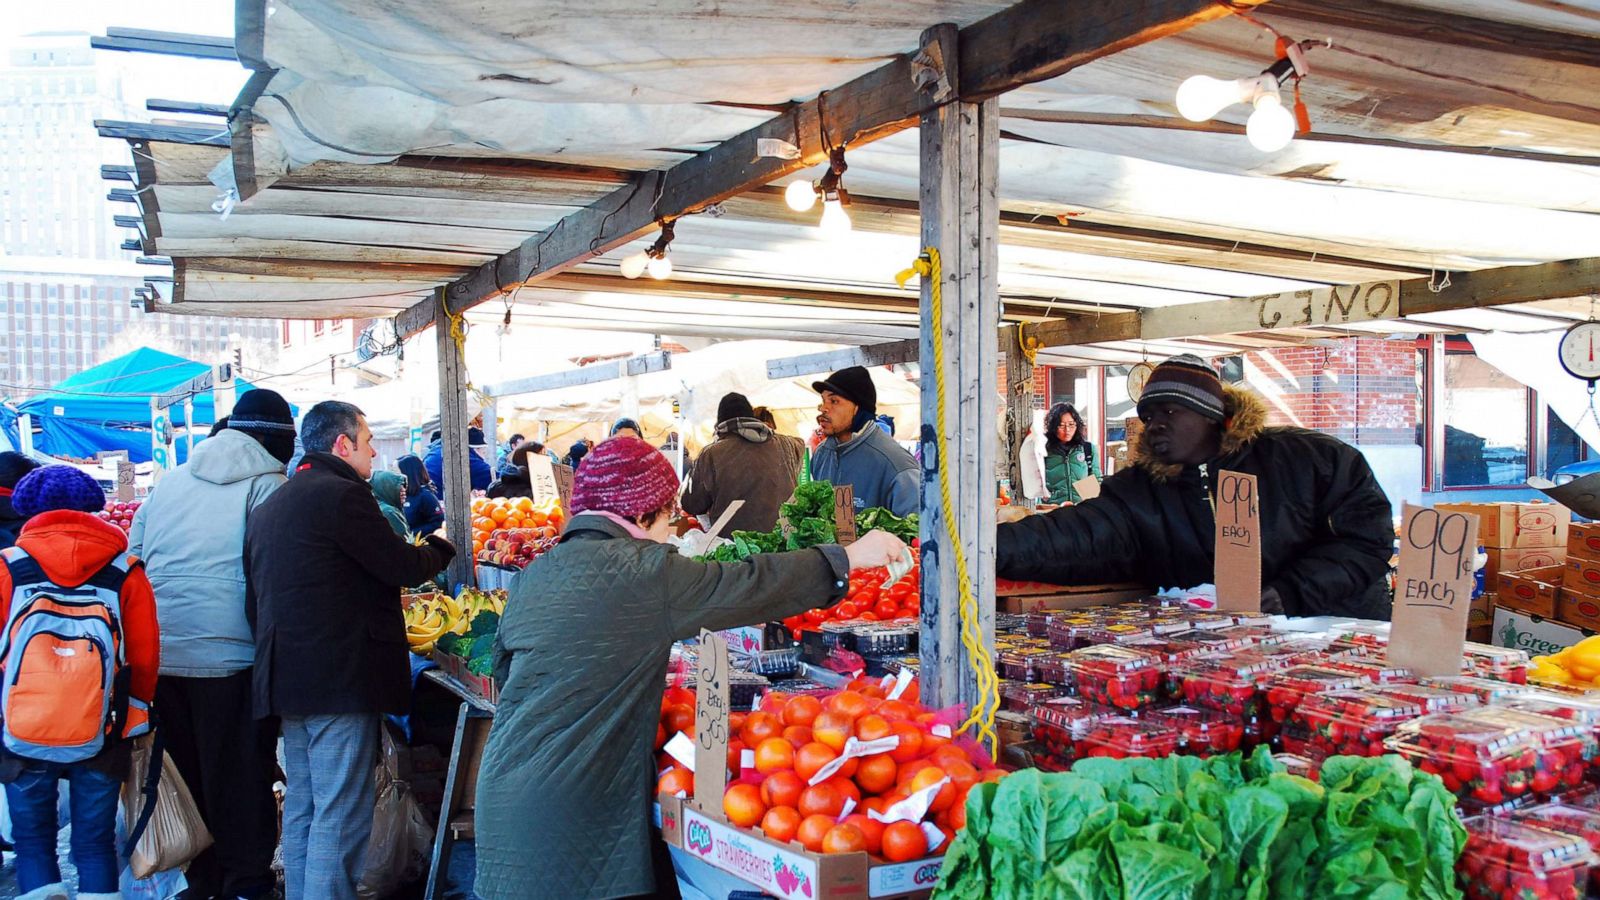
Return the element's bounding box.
[681,392,798,533]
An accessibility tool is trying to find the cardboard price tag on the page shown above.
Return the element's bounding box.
[1072,476,1101,502]
[833,484,857,545]
[693,629,732,817]
[526,454,560,507]
[552,462,574,512]
[1389,504,1479,677]
[1213,470,1261,612]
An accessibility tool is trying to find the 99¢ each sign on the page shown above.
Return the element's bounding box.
[1388,504,1479,677]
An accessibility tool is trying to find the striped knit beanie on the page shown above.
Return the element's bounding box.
[570,436,680,518]
[1136,354,1226,422]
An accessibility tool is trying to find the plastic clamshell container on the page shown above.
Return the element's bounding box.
[1386,708,1546,806]
[743,647,801,677]
[999,648,1052,683]
[1029,698,1114,771]
[1075,716,1179,760]
[1181,612,1238,631]
[1162,629,1256,654]
[1069,645,1163,711]
[1459,816,1593,900]
[1033,652,1076,688]
[1424,675,1541,704]
[1325,657,1419,685]
[1273,753,1320,780]
[1463,642,1531,685]
[1230,614,1275,629]
[1370,683,1483,715]
[1146,706,1246,757]
[1280,689,1423,760]
[1080,622,1158,647]
[1211,625,1277,644]
[1476,706,1599,795]
[1001,681,1071,713]
[1509,804,1600,856]
[1047,615,1106,650]
[1262,665,1371,739]
[1174,655,1287,718]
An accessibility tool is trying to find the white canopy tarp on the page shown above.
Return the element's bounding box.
[1468,331,1600,456]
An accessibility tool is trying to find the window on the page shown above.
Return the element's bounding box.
[1440,343,1530,488]
[1048,367,1091,411]
[1548,408,1586,477]
[1105,365,1135,445]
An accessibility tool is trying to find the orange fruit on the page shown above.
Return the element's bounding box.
[739,711,783,748]
[854,753,898,795]
[931,745,972,771]
[794,742,838,782]
[821,823,867,854]
[876,700,916,722]
[754,738,796,775]
[723,783,766,828]
[824,775,860,805]
[909,766,957,813]
[842,813,885,854]
[727,739,747,773]
[761,770,805,809]
[783,695,823,727]
[761,806,802,844]
[896,759,939,789]
[826,690,871,720]
[887,723,924,763]
[782,725,814,748]
[812,711,854,752]
[489,506,509,523]
[798,783,845,818]
[663,704,695,737]
[881,820,929,862]
[945,760,980,795]
[657,767,694,797]
[728,711,748,735]
[797,814,835,852]
[860,796,890,816]
[662,686,696,709]
[655,721,666,750]
[854,714,892,742]
[949,790,969,830]
[980,769,1008,784]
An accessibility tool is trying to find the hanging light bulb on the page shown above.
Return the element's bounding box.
[619,251,649,279]
[784,180,818,212]
[647,253,673,279]
[1246,90,1296,152]
[819,197,852,235]
[1174,75,1251,122]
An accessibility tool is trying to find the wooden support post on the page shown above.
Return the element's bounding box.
[435,288,475,589]
[917,24,999,712]
[1001,325,1034,501]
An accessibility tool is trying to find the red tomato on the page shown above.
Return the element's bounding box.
[835,602,859,619]
[873,600,899,619]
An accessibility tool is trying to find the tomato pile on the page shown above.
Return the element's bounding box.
[654,677,1006,861]
[1460,816,1589,900]
[782,547,920,636]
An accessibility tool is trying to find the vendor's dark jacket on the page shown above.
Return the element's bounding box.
[0,489,24,550]
[997,385,1394,620]
[680,417,799,533]
[485,467,531,500]
[245,452,454,718]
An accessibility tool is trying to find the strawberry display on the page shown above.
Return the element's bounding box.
[1372,683,1483,716]
[1046,614,1104,651]
[1506,691,1600,782]
[1273,752,1320,780]
[1425,675,1541,705]
[1510,804,1600,858]
[1459,816,1591,900]
[1388,709,1546,807]
[1030,697,1112,771]
[1262,666,1370,743]
[999,649,1051,683]
[1033,652,1075,688]
[1069,645,1162,711]
[1326,657,1419,685]
[1080,622,1158,647]
[1146,706,1245,757]
[1281,689,1422,761]
[1464,642,1531,685]
[1487,707,1598,796]
[1175,654,1287,719]
[1000,681,1069,713]
[1076,717,1179,760]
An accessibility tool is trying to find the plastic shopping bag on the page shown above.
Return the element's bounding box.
[356,764,436,898]
[121,734,214,878]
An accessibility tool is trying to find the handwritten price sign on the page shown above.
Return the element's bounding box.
[1389,504,1479,677]
[1214,471,1261,612]
[694,629,731,816]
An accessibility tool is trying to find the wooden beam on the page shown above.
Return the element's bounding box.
[1001,324,1034,499]
[146,99,230,117]
[1268,0,1600,70]
[1031,257,1600,347]
[107,188,136,203]
[998,109,1600,168]
[397,0,1273,337]
[101,165,134,182]
[91,28,236,61]
[434,289,475,589]
[485,352,672,397]
[766,340,920,379]
[113,215,143,229]
[96,119,229,146]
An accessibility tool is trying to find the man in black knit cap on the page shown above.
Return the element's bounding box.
[681,392,798,533]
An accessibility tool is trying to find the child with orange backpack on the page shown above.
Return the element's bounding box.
[0,465,159,900]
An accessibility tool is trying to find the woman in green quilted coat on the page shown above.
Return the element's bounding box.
[473,437,909,900]
[1043,402,1101,504]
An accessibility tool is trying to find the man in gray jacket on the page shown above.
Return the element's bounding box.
[129,389,296,900]
[681,392,798,533]
[809,366,919,516]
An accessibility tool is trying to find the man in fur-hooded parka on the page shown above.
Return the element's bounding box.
[996,355,1394,619]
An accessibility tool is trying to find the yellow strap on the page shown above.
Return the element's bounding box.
[908,247,1002,758]
[443,306,493,408]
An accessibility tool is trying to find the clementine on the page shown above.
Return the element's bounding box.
[754,737,795,775]
[761,806,802,844]
[881,820,929,862]
[722,783,766,828]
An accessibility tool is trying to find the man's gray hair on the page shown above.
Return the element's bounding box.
[301,400,365,454]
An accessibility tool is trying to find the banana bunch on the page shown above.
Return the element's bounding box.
[1531,635,1600,688]
[402,587,510,654]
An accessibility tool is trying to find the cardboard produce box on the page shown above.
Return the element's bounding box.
[1559,592,1600,633]
[1434,501,1569,549]
[1468,592,1495,634]
[998,587,1149,614]
[1571,523,1600,563]
[1496,566,1566,619]
[1492,606,1596,657]
[1566,557,1600,600]
[1484,546,1565,584]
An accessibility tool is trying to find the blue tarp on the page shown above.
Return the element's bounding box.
[0,347,289,463]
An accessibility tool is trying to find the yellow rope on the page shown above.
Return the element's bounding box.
[443,305,493,409]
[1017,322,1043,367]
[898,248,1002,758]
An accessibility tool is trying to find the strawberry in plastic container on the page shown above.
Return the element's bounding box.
[1175,654,1287,719]
[1463,642,1531,685]
[1458,815,1592,900]
[1510,804,1600,858]
[1146,706,1244,757]
[1370,683,1483,716]
[1029,697,1112,771]
[1422,675,1540,705]
[1068,645,1162,712]
[1261,665,1369,742]
[1486,707,1599,797]
[1324,657,1419,685]
[1281,689,1422,761]
[1387,708,1543,807]
[1505,690,1600,783]
[1074,717,1179,761]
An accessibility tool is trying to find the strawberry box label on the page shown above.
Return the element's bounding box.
[1492,607,1595,657]
[681,807,819,899]
[868,857,943,897]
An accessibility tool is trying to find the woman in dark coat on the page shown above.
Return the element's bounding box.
[473,438,907,899]
[397,454,444,535]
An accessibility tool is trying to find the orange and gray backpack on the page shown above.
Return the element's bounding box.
[0,546,148,763]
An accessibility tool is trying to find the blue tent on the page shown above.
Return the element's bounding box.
[0,347,288,463]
